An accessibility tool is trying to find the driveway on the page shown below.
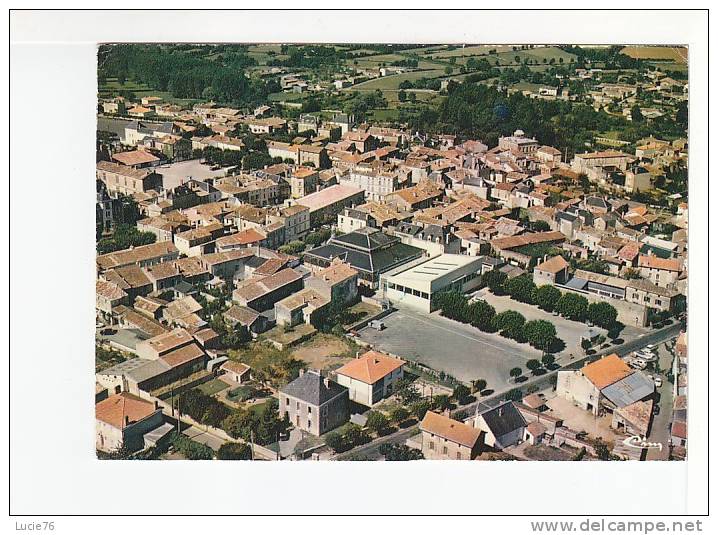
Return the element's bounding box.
[357,306,543,388]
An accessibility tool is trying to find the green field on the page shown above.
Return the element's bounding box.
[98,77,196,106]
[350,69,446,90]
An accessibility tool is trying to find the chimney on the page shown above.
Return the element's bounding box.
[323,377,330,389]
[154,400,160,410]
[124,415,130,426]
[299,369,305,377]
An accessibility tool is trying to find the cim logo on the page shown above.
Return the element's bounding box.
[622,435,663,451]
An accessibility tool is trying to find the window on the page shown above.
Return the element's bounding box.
[429,441,434,450]
[285,398,289,406]
[456,452,462,460]
[296,401,300,410]
[308,406,312,414]
[442,446,448,455]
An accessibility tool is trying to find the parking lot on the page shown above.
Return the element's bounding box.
[356,307,543,388]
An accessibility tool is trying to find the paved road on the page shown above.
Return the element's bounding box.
[457,321,684,419]
[331,426,420,461]
[647,341,676,460]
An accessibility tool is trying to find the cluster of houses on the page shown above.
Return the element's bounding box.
[96,90,688,459]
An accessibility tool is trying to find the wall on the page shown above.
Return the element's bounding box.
[556,371,601,415]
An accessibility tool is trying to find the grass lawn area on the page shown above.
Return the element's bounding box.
[351,69,445,90]
[267,91,307,103]
[428,45,513,59]
[342,301,382,329]
[98,77,196,106]
[622,46,688,63]
[196,378,230,396]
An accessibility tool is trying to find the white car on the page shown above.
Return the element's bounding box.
[635,350,657,361]
[654,377,663,387]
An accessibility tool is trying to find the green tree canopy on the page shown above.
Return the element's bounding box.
[535,285,562,312]
[555,293,589,322]
[587,302,618,329]
[524,319,558,351]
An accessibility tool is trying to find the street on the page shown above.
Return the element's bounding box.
[646,341,676,460]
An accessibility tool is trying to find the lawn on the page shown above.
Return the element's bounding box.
[196,378,230,396]
[342,301,382,329]
[98,77,196,106]
[621,46,688,63]
[350,69,446,90]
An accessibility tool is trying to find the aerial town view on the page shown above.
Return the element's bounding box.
[94,43,688,462]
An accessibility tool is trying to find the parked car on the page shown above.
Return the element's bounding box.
[653,404,661,416]
[654,377,663,388]
[100,327,117,336]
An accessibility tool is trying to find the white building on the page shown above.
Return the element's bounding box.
[382,254,484,313]
[335,350,405,407]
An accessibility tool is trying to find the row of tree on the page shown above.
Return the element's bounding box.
[177,389,288,447]
[482,271,619,329]
[432,290,562,352]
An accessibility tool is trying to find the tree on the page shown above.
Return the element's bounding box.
[533,220,550,232]
[471,378,487,394]
[630,105,644,123]
[509,367,523,383]
[555,293,589,322]
[452,384,471,405]
[394,377,420,404]
[505,388,523,402]
[503,274,537,304]
[526,359,542,374]
[410,400,431,420]
[171,433,214,460]
[541,353,556,368]
[483,270,507,294]
[324,431,346,453]
[492,310,526,341]
[390,407,410,424]
[217,442,252,460]
[468,299,496,332]
[444,66,454,75]
[587,302,618,329]
[343,423,371,447]
[379,443,424,461]
[535,285,562,312]
[432,394,452,411]
[278,240,305,254]
[581,338,593,353]
[365,411,391,436]
[398,89,407,102]
[524,319,557,351]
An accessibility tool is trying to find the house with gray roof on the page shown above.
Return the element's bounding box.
[278,369,349,436]
[473,401,527,450]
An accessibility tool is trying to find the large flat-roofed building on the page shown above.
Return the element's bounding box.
[286,184,365,227]
[381,254,484,313]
